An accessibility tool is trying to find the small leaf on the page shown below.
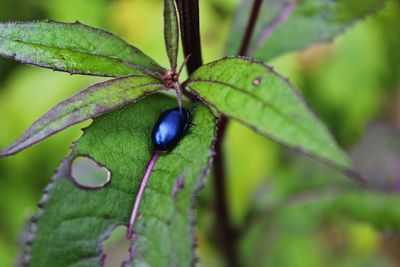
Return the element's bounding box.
[187,57,360,182]
[0,75,163,157]
[24,94,216,267]
[164,0,179,69]
[0,21,165,77]
[226,0,385,61]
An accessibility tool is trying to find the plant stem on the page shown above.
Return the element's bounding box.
[239,0,263,56]
[213,0,262,266]
[214,116,238,267]
[176,1,261,266]
[174,1,238,265]
[175,0,203,75]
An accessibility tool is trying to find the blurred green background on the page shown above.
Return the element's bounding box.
[0,0,399,266]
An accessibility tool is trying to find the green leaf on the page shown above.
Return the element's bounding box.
[187,57,360,182]
[242,190,400,267]
[164,0,179,69]
[25,94,216,267]
[0,21,165,77]
[226,0,384,61]
[0,75,163,157]
[241,159,400,267]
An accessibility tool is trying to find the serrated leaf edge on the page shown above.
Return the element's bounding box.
[185,56,367,186]
[0,20,166,78]
[0,76,164,157]
[122,113,218,267]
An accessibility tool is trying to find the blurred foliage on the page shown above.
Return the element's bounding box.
[0,0,399,267]
[0,0,45,84]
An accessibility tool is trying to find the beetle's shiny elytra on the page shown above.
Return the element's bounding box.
[151,108,191,151]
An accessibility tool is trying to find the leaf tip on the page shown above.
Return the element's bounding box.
[345,169,369,188]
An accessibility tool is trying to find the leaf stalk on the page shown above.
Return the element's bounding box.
[127,150,161,239]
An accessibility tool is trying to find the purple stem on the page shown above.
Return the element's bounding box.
[175,0,203,75]
[239,0,263,56]
[177,54,191,77]
[250,1,296,54]
[126,150,161,239]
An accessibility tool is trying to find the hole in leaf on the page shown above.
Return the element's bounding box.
[70,156,111,189]
[103,225,131,267]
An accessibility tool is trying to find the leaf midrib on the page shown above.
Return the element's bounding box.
[0,35,125,60]
[3,83,163,154]
[42,83,162,127]
[187,79,335,150]
[0,36,162,75]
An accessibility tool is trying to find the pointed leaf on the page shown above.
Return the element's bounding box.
[24,94,216,267]
[0,75,163,157]
[0,21,165,77]
[164,0,179,69]
[226,0,384,61]
[187,57,359,181]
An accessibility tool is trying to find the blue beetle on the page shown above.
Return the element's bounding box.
[152,108,191,151]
